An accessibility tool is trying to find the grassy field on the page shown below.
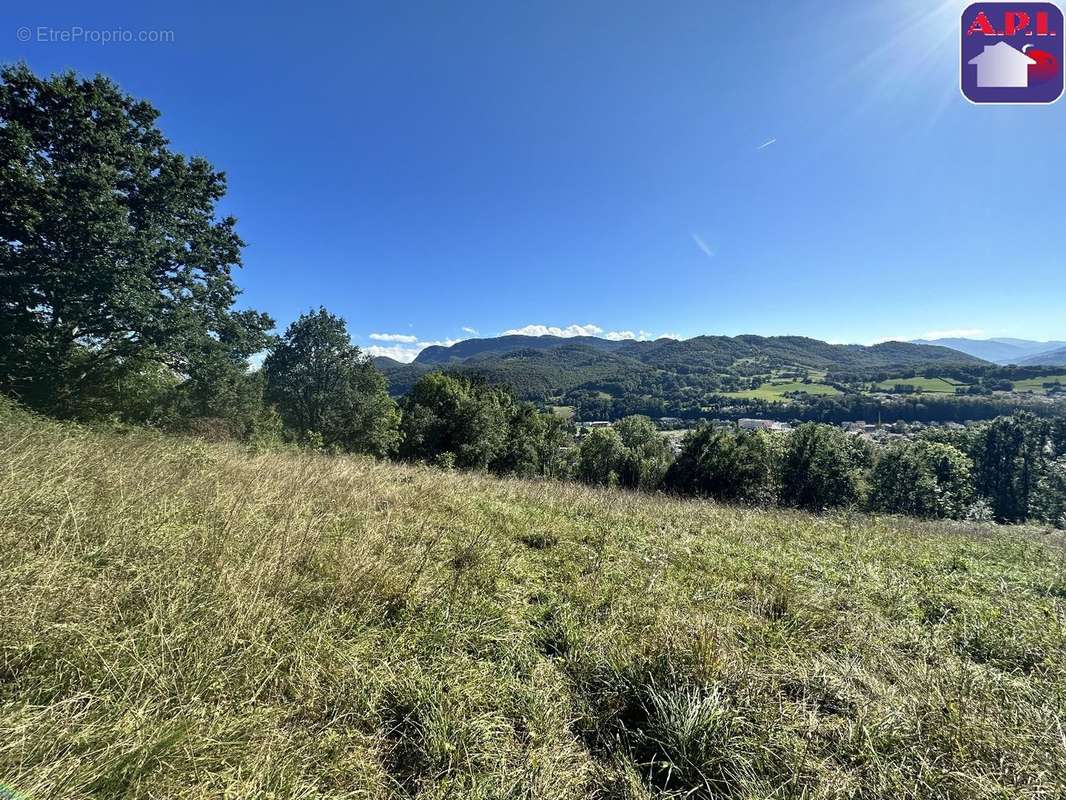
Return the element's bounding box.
[872,378,964,395]
[1012,375,1066,395]
[724,381,841,402]
[1,402,1065,799]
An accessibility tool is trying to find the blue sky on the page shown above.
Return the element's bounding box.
[5,0,1064,361]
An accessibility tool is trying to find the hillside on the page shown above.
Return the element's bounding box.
[414,334,985,371]
[1,404,1064,798]
[415,334,628,364]
[1019,346,1066,367]
[378,335,987,403]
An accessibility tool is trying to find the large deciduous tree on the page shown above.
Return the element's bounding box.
[263,308,399,456]
[0,64,273,417]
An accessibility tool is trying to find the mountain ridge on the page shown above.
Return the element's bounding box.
[912,337,1066,365]
[374,334,987,400]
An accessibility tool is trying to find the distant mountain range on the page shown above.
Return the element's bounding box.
[910,337,1066,366]
[374,334,986,399]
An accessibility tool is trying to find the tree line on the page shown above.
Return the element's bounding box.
[639,415,1065,527]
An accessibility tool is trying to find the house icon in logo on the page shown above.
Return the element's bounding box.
[968,41,1037,88]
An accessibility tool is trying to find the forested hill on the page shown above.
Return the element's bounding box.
[374,334,988,407]
[412,334,983,370]
[415,334,626,363]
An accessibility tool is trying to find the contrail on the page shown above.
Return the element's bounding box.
[756,137,777,150]
[691,233,715,259]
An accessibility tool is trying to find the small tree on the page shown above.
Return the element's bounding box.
[780,423,870,511]
[264,309,398,456]
[576,416,672,491]
[398,372,511,470]
[1051,418,1066,459]
[1032,459,1066,529]
[577,427,625,487]
[971,413,1048,523]
[614,415,673,490]
[869,440,973,519]
[491,402,569,479]
[665,425,777,504]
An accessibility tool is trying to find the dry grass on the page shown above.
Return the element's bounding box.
[1,401,1065,799]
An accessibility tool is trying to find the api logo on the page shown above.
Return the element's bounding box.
[962,2,1064,103]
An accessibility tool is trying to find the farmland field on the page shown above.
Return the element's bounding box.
[1012,374,1066,394]
[872,377,964,394]
[723,380,841,402]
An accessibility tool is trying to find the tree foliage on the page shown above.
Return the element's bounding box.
[665,425,778,504]
[0,64,273,419]
[779,424,870,511]
[398,372,564,477]
[1033,459,1066,529]
[576,416,672,491]
[868,440,973,519]
[264,309,398,456]
[971,413,1048,523]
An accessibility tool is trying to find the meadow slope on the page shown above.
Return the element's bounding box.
[1,405,1065,799]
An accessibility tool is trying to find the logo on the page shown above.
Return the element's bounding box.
[961,2,1064,103]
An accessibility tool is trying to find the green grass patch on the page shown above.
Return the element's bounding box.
[724,381,841,402]
[0,404,1064,798]
[873,377,964,394]
[1012,374,1066,394]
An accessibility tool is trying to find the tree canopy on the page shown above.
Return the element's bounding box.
[0,64,273,418]
[264,308,398,456]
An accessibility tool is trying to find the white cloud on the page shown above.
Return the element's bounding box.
[420,338,463,349]
[501,323,672,342]
[502,323,605,338]
[370,332,418,343]
[691,233,715,260]
[462,326,479,335]
[365,337,465,364]
[365,345,420,362]
[919,328,985,340]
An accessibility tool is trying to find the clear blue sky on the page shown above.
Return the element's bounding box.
[5,0,1064,361]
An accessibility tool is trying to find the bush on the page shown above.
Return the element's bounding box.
[869,440,973,519]
[665,425,778,504]
[1033,459,1066,529]
[577,416,672,491]
[779,423,870,511]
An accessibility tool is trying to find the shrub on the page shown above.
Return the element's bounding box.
[869,440,973,519]
[779,423,870,511]
[665,425,778,504]
[1033,459,1066,529]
